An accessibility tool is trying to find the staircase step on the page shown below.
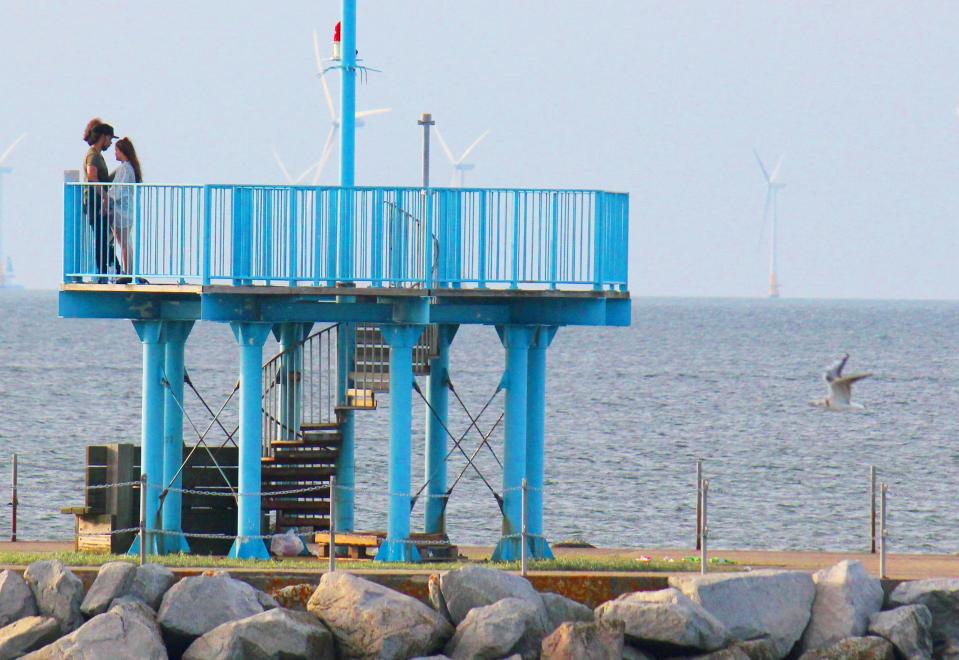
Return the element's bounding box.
[265,451,339,464]
[261,466,336,479]
[262,499,331,513]
[301,422,341,432]
[270,437,341,449]
[260,484,330,496]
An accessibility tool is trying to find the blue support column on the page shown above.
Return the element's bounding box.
[160,321,194,554]
[128,320,165,557]
[273,322,313,441]
[492,325,535,561]
[335,314,356,534]
[338,0,357,281]
[424,325,458,535]
[526,326,558,560]
[228,321,273,560]
[375,324,424,562]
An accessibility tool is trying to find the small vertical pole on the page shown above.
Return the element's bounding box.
[10,454,17,543]
[418,113,434,189]
[139,473,147,567]
[879,482,887,579]
[329,475,336,573]
[521,478,528,577]
[700,479,709,574]
[870,465,877,554]
[695,458,703,551]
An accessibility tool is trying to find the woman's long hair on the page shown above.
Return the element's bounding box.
[115,138,143,183]
[83,117,103,145]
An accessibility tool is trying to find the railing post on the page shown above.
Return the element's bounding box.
[510,193,520,288]
[424,189,434,288]
[231,187,253,286]
[287,188,298,285]
[62,173,82,282]
[700,478,709,574]
[202,185,212,285]
[695,458,703,551]
[870,465,877,554]
[593,192,606,290]
[521,478,528,577]
[879,482,888,578]
[329,475,336,573]
[549,193,560,290]
[139,472,147,567]
[477,191,487,289]
[10,454,17,543]
[371,190,384,287]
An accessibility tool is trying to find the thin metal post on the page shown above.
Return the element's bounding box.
[870,465,877,554]
[521,478,528,577]
[879,482,887,579]
[10,454,17,543]
[329,476,336,573]
[139,473,147,567]
[418,113,434,188]
[700,479,709,574]
[695,458,703,551]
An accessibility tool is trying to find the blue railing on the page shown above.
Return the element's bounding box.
[63,184,629,291]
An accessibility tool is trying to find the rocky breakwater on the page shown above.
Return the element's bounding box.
[0,558,955,658]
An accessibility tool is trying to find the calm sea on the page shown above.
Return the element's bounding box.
[1,291,958,553]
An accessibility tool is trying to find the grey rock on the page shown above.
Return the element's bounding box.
[23,560,84,633]
[670,569,815,658]
[255,589,279,610]
[273,584,316,611]
[801,561,884,652]
[0,570,37,627]
[127,563,176,611]
[733,637,782,660]
[429,573,452,623]
[670,647,751,660]
[0,616,61,660]
[622,645,655,660]
[540,619,624,659]
[158,572,269,656]
[438,566,549,630]
[22,599,166,660]
[411,657,452,660]
[889,578,959,658]
[868,604,933,660]
[80,561,136,618]
[595,587,729,653]
[798,635,895,660]
[541,592,593,632]
[110,594,156,614]
[307,571,452,659]
[445,597,546,660]
[183,607,335,660]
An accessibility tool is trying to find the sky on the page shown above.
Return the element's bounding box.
[1,1,958,299]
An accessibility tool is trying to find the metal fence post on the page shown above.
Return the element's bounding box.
[328,476,336,573]
[879,482,888,579]
[695,459,703,550]
[870,465,877,554]
[521,478,528,577]
[10,454,17,543]
[139,473,148,566]
[700,479,709,574]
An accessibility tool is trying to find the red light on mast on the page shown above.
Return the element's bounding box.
[332,21,342,60]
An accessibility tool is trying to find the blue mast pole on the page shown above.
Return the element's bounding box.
[526,326,557,560]
[424,325,457,534]
[161,320,194,554]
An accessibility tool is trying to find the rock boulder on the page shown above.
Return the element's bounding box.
[307,572,452,659]
[0,616,61,659]
[445,597,546,660]
[438,566,549,630]
[800,561,883,652]
[595,587,729,654]
[23,560,84,633]
[889,578,959,657]
[0,570,37,627]
[81,561,137,618]
[670,570,815,658]
[22,600,166,660]
[541,592,593,632]
[183,608,335,660]
[157,572,270,656]
[798,635,894,660]
[127,564,176,611]
[540,619,624,660]
[868,604,933,660]
[272,584,316,612]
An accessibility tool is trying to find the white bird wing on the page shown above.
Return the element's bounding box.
[823,354,849,382]
[0,133,27,166]
[432,126,456,164]
[457,130,491,164]
[829,372,871,405]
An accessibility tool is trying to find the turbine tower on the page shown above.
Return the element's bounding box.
[433,127,491,187]
[754,149,785,299]
[0,134,26,289]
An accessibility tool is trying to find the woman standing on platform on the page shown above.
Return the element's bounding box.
[109,138,143,284]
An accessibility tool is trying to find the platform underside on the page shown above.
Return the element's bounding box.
[58,284,631,327]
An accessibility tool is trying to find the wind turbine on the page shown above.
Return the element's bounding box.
[433,127,491,187]
[289,29,390,186]
[0,134,26,289]
[754,149,785,299]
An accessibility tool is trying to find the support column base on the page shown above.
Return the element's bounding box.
[374,539,422,563]
[126,533,160,557]
[491,535,524,562]
[228,537,270,560]
[528,535,554,561]
[159,534,191,556]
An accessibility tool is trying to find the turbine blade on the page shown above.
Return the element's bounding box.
[769,154,785,183]
[355,108,392,119]
[294,162,319,184]
[313,33,337,120]
[433,126,457,164]
[312,29,325,74]
[759,188,772,246]
[311,126,338,185]
[0,133,27,167]
[457,130,491,164]
[272,146,294,184]
[752,148,771,183]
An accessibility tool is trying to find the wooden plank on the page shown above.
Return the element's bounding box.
[77,514,113,554]
[86,446,108,466]
[312,532,381,546]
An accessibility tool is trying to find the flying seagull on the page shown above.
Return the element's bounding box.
[812,353,872,410]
